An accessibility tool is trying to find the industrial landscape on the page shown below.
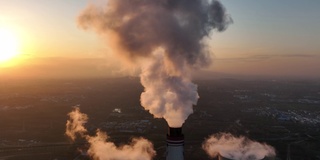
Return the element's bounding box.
[0,77,319,159]
[1,0,320,159]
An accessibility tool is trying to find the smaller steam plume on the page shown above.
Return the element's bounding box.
[65,107,156,160]
[65,107,88,140]
[202,133,276,160]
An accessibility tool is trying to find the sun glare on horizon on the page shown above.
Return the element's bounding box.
[0,27,21,63]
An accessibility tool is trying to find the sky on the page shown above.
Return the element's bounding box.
[0,0,319,79]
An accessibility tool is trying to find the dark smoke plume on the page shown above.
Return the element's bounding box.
[78,0,231,127]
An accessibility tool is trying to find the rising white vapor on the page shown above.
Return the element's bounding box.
[140,50,198,127]
[65,107,88,140]
[202,133,276,160]
[78,0,231,127]
[66,107,156,160]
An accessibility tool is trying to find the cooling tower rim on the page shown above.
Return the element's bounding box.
[167,135,184,146]
[166,139,184,143]
[166,140,184,146]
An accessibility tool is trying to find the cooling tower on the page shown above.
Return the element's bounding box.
[166,127,184,160]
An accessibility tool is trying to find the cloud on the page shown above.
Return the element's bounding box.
[215,54,319,63]
[0,56,126,79]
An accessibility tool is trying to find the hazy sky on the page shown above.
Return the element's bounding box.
[0,0,319,79]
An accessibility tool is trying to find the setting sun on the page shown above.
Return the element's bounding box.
[0,27,20,63]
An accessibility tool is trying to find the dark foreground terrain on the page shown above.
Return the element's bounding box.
[0,77,319,160]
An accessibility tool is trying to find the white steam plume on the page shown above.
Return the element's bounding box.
[140,51,198,127]
[65,107,88,140]
[202,133,276,160]
[78,0,231,127]
[66,107,156,160]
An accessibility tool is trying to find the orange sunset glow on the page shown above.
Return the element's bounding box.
[0,27,21,63]
[0,1,319,79]
[0,1,320,160]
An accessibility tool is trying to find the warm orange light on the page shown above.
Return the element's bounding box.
[0,27,21,63]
